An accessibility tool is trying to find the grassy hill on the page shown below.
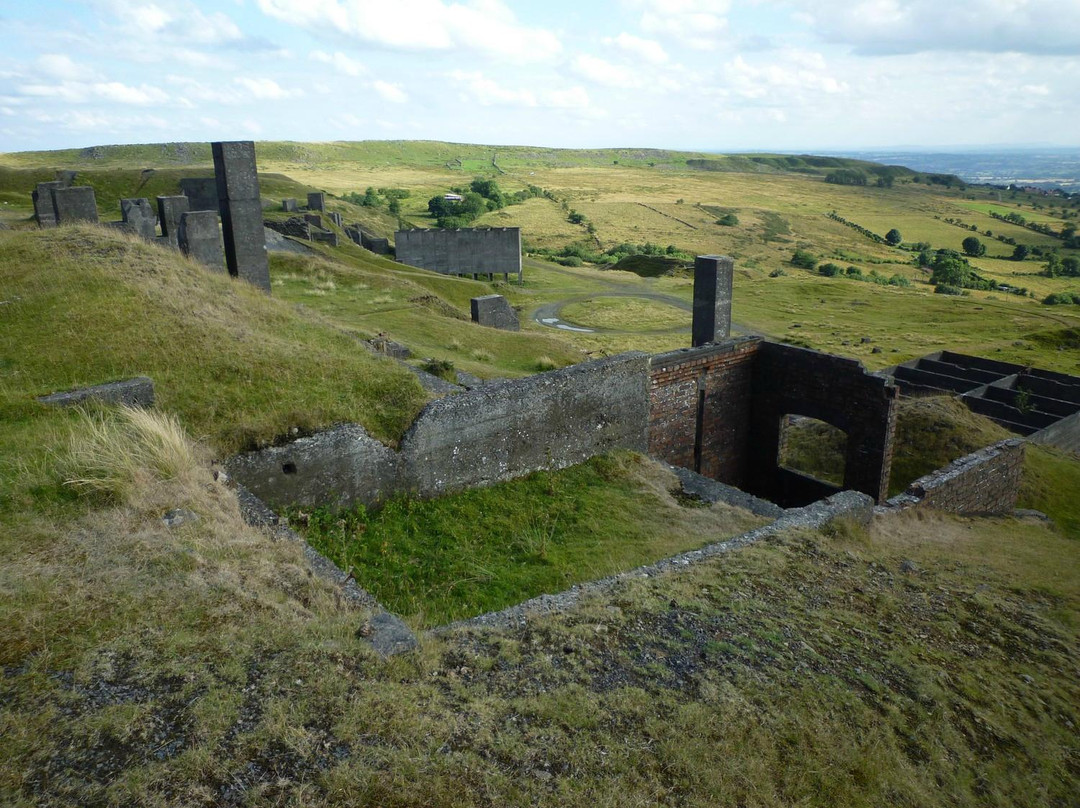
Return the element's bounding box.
[1,145,1079,806]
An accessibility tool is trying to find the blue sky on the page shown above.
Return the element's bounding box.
[1,0,1078,153]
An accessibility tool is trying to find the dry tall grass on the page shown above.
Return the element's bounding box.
[61,406,201,504]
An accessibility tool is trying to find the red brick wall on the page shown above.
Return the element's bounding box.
[648,338,761,486]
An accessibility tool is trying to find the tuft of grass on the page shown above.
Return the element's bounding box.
[61,406,199,504]
[535,355,558,371]
[470,347,495,362]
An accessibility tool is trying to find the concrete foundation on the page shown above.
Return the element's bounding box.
[157,195,190,248]
[177,210,225,271]
[51,186,99,224]
[471,294,519,331]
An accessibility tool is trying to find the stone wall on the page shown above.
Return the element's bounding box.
[748,342,898,505]
[395,227,522,280]
[227,352,650,508]
[647,339,898,506]
[648,338,760,484]
[885,438,1025,515]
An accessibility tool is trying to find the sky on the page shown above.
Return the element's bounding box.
[0,0,1078,153]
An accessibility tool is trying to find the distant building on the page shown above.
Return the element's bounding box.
[443,193,464,202]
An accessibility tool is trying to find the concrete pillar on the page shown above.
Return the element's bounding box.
[178,210,225,271]
[120,198,157,240]
[51,186,99,224]
[157,195,190,247]
[212,140,270,292]
[32,182,63,228]
[692,255,733,347]
[307,192,325,211]
[282,198,298,212]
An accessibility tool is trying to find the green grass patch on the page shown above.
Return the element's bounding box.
[1020,444,1080,540]
[289,452,766,626]
[558,296,688,332]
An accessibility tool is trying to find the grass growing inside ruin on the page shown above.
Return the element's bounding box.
[289,452,768,626]
[557,296,689,332]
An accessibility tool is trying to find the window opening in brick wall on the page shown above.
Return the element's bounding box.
[777,415,847,487]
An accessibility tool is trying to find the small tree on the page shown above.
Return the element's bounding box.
[1012,244,1031,261]
[790,249,817,269]
[962,236,986,257]
[885,228,902,246]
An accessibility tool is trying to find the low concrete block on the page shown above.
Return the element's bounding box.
[282,198,298,212]
[55,170,77,187]
[178,210,225,271]
[307,192,325,211]
[120,197,157,240]
[361,232,390,254]
[304,213,323,228]
[471,294,519,331]
[51,186,99,224]
[157,195,189,247]
[311,230,339,246]
[329,211,343,227]
[38,376,155,408]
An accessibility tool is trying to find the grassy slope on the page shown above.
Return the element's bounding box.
[0,227,430,519]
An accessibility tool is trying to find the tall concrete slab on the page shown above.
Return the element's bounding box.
[691,255,733,347]
[282,198,298,212]
[32,181,63,228]
[157,195,190,247]
[212,140,270,293]
[178,210,225,271]
[51,186,99,224]
[307,192,325,211]
[120,197,157,240]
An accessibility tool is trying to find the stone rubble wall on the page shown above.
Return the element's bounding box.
[883,438,1025,515]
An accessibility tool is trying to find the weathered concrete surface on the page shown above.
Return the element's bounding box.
[179,178,218,212]
[396,227,522,281]
[307,192,325,211]
[227,353,651,507]
[212,141,270,292]
[282,198,298,212]
[157,195,189,247]
[178,210,225,271]
[471,294,519,331]
[227,423,404,509]
[1030,411,1080,455]
[263,226,314,255]
[402,352,650,497]
[38,377,155,408]
[120,198,156,240]
[666,463,784,518]
[691,255,733,347]
[438,490,872,633]
[33,182,63,228]
[51,186,98,224]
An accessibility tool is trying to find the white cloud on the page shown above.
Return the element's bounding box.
[105,0,247,46]
[372,80,408,103]
[234,76,299,100]
[448,71,590,109]
[255,0,562,63]
[19,80,170,105]
[35,54,100,82]
[572,55,642,88]
[791,0,1080,55]
[629,0,731,50]
[722,50,848,100]
[604,32,668,65]
[310,50,367,76]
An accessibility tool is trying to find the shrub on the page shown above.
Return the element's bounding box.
[420,358,456,382]
[934,284,965,296]
[846,266,862,276]
[791,249,817,269]
[716,213,739,226]
[769,268,786,278]
[1043,292,1080,305]
[557,256,583,267]
[818,262,843,277]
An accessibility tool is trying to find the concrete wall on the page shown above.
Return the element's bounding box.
[1029,411,1080,455]
[395,227,522,280]
[885,439,1025,515]
[227,352,650,508]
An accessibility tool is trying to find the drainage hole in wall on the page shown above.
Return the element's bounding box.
[282,462,297,475]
